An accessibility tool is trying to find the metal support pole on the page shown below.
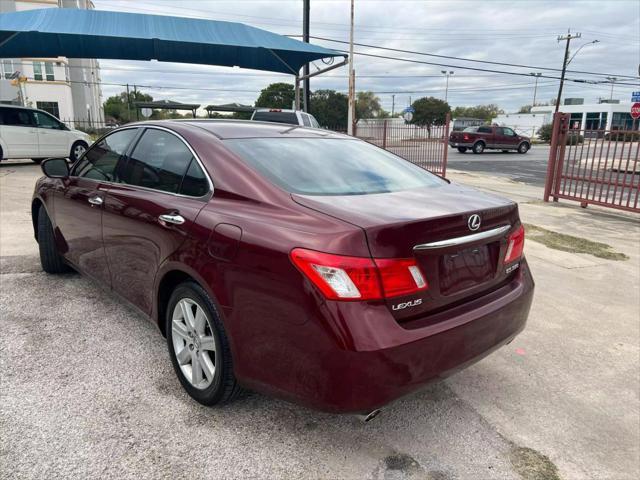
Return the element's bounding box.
[294,75,301,111]
[347,0,355,135]
[302,0,310,112]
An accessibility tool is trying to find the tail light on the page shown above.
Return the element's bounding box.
[504,225,525,264]
[463,133,470,141]
[290,248,428,301]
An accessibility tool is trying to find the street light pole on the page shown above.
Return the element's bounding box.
[347,0,355,135]
[606,76,617,100]
[441,70,453,102]
[530,72,542,106]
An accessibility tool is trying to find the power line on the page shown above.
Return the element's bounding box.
[311,36,639,80]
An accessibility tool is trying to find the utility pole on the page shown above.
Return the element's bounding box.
[391,94,395,117]
[126,83,131,121]
[555,31,581,113]
[347,0,355,135]
[302,0,310,112]
[530,72,542,106]
[606,76,617,101]
[133,84,139,120]
[441,70,454,102]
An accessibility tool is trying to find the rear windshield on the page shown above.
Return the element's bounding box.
[252,111,299,125]
[224,138,444,196]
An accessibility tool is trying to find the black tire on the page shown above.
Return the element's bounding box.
[70,140,88,163]
[501,150,509,153]
[518,142,530,154]
[37,205,71,274]
[32,158,45,164]
[472,142,485,154]
[166,281,245,406]
[0,146,3,161]
[457,147,467,153]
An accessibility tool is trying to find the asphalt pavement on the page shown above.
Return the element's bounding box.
[1,161,639,480]
[447,145,550,187]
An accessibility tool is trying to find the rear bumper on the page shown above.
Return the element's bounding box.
[449,141,473,148]
[248,259,534,413]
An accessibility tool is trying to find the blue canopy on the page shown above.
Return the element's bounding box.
[0,8,345,75]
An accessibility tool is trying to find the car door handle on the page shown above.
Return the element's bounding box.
[88,196,103,206]
[158,213,185,225]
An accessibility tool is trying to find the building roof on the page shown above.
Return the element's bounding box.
[0,8,345,75]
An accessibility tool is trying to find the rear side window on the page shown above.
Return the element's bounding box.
[75,128,138,181]
[478,126,493,133]
[180,159,210,197]
[252,111,299,125]
[225,137,444,196]
[462,126,478,132]
[0,107,35,127]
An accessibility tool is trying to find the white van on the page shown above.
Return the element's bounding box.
[251,108,320,128]
[0,105,91,163]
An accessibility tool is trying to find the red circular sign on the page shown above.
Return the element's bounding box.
[632,102,640,120]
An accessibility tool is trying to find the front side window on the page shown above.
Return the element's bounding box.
[74,129,138,181]
[0,108,35,127]
[225,137,444,196]
[120,129,196,194]
[502,127,516,136]
[34,111,62,129]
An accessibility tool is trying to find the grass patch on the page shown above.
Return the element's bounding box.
[509,446,561,480]
[524,224,628,261]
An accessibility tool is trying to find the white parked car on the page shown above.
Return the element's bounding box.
[251,108,321,128]
[0,105,91,163]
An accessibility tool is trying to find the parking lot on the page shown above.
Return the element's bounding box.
[1,160,639,480]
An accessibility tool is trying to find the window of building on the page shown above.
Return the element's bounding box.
[2,60,18,79]
[32,61,54,81]
[611,112,636,130]
[36,101,60,119]
[569,112,583,130]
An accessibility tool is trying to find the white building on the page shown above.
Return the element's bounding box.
[0,0,104,128]
[493,99,637,138]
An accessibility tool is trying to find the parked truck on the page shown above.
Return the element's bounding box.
[449,125,530,154]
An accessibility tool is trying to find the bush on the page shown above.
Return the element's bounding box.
[537,123,553,142]
[566,133,584,145]
[604,131,640,141]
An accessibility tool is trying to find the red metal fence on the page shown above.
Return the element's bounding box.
[544,112,640,213]
[350,115,450,176]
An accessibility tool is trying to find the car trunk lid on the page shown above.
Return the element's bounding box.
[292,183,520,321]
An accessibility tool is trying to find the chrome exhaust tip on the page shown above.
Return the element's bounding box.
[355,409,382,423]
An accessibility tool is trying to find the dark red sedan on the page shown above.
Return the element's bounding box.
[32,120,533,417]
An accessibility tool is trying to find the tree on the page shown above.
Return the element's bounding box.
[518,105,532,114]
[411,96,450,127]
[355,91,384,119]
[255,82,295,109]
[451,104,503,122]
[309,89,348,129]
[104,90,153,123]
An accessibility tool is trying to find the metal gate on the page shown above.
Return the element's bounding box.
[353,115,450,176]
[544,112,640,213]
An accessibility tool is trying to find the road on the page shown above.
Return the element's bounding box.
[447,145,550,187]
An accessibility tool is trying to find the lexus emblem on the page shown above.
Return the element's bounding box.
[468,214,481,231]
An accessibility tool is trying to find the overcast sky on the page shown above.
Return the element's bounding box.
[92,0,639,114]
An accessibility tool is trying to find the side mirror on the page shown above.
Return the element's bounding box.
[41,158,70,179]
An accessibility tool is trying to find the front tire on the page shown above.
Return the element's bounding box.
[166,282,244,406]
[518,142,530,154]
[70,141,88,163]
[457,147,467,153]
[32,158,46,164]
[37,205,71,274]
[472,142,485,154]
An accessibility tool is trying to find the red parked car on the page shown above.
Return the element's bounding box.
[33,121,533,418]
[449,125,530,154]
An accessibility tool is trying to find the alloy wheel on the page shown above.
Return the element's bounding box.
[73,144,87,160]
[171,298,217,389]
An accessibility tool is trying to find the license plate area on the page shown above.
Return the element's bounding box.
[439,243,498,296]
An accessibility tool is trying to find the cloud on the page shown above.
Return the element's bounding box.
[94,0,639,113]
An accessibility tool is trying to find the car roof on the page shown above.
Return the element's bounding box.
[0,104,32,109]
[145,119,348,140]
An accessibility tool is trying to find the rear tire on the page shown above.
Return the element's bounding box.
[32,158,45,164]
[472,142,485,154]
[501,150,509,153]
[37,205,71,274]
[166,281,245,406]
[457,147,467,153]
[518,142,530,154]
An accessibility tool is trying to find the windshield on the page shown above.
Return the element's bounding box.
[224,137,444,196]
